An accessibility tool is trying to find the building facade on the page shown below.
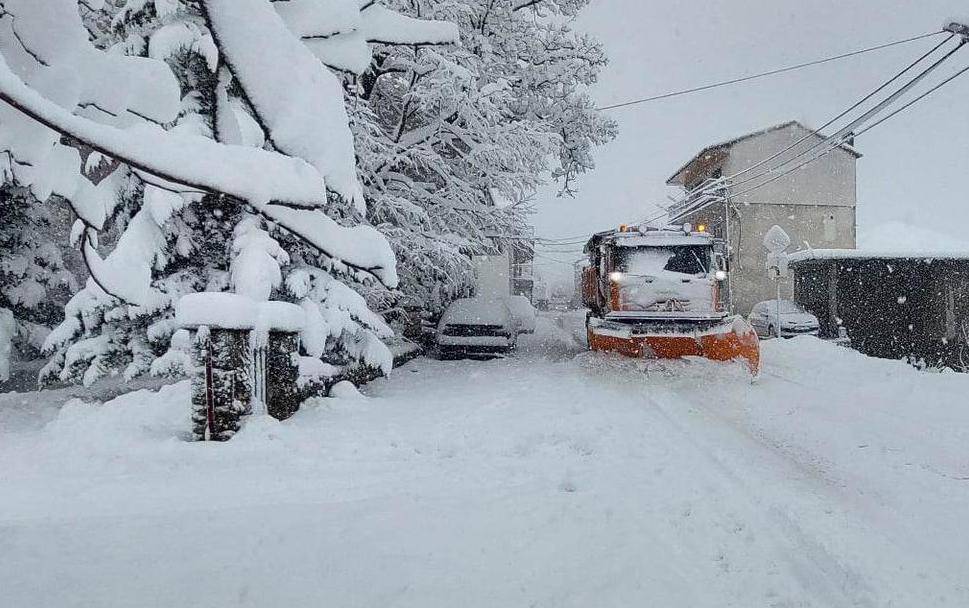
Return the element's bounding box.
[472,229,535,302]
[666,121,859,315]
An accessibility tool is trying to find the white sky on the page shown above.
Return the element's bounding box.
[531,1,969,283]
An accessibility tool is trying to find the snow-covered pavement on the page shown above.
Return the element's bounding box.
[3,313,969,607]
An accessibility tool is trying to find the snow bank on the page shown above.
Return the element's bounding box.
[41,381,192,455]
[505,295,537,333]
[329,380,363,399]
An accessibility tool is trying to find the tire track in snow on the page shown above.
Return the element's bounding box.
[646,386,878,608]
[570,355,879,607]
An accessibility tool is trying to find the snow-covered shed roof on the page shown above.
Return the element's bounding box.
[666,120,862,187]
[789,248,969,264]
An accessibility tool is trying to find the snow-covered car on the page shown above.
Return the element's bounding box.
[504,295,537,334]
[436,298,518,359]
[748,300,820,338]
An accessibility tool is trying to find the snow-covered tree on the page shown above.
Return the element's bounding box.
[0,187,78,357]
[0,0,457,386]
[353,0,616,312]
[0,306,13,381]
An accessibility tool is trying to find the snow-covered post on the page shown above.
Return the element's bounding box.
[177,294,260,441]
[763,225,792,339]
[177,294,305,440]
[248,301,304,422]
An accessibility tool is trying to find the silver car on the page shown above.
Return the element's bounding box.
[436,298,519,359]
[748,300,820,338]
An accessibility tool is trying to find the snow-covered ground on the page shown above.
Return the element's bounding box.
[3,313,969,607]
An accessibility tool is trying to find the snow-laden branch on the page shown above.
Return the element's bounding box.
[204,0,459,212]
[0,54,398,289]
[360,4,460,46]
[203,0,363,208]
[0,54,325,207]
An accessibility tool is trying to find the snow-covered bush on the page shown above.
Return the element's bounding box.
[0,186,79,357]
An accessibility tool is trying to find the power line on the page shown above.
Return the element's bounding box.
[713,34,956,187]
[615,33,962,229]
[854,62,969,137]
[532,250,583,267]
[536,240,587,247]
[666,36,966,219]
[728,62,969,201]
[708,38,966,195]
[597,31,943,112]
[536,235,594,243]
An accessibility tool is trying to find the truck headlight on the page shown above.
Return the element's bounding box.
[714,270,727,281]
[608,272,625,282]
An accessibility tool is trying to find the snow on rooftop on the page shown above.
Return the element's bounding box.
[789,222,969,263]
[666,120,860,185]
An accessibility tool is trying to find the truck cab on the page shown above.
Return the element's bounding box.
[583,225,728,321]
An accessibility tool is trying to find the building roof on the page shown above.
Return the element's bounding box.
[666,120,862,187]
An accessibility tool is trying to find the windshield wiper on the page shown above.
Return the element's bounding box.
[690,250,708,275]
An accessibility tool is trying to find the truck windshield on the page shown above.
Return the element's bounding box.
[617,246,710,276]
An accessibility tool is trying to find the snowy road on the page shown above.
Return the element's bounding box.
[3,313,969,607]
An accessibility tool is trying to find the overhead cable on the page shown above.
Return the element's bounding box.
[597,31,943,111]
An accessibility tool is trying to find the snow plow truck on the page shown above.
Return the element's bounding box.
[582,224,760,375]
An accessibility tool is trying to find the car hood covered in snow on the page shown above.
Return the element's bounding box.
[780,312,818,327]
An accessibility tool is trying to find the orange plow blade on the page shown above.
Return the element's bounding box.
[588,316,761,375]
